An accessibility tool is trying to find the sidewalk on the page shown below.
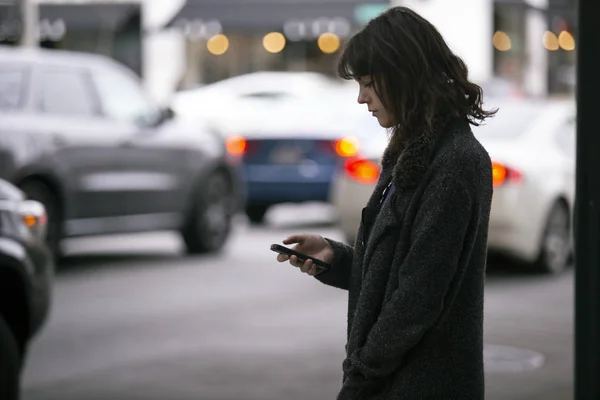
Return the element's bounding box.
[483,268,573,400]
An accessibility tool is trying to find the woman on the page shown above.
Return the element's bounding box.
[276,6,496,400]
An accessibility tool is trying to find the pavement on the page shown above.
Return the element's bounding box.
[20,204,574,400]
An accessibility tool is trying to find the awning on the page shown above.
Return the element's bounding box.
[1,3,140,43]
[1,3,139,40]
[165,0,390,34]
[39,3,140,30]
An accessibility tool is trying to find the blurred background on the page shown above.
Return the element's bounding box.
[0,0,576,399]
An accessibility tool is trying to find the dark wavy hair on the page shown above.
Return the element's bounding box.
[338,6,497,148]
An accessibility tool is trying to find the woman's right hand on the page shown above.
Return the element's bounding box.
[276,234,333,276]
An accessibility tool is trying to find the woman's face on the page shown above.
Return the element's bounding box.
[356,76,393,128]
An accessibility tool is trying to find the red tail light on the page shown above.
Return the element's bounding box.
[334,137,359,157]
[344,158,380,184]
[226,135,247,155]
[492,161,523,187]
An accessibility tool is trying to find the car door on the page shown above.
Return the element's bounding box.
[87,62,189,221]
[554,112,576,208]
[30,63,136,228]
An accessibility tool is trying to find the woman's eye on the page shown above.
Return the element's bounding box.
[364,81,373,88]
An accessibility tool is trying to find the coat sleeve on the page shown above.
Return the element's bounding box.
[341,175,475,393]
[314,238,354,290]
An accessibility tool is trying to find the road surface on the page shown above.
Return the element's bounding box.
[21,205,574,400]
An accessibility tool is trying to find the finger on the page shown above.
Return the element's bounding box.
[307,264,317,276]
[283,235,306,246]
[289,255,300,267]
[300,259,312,273]
[291,256,307,271]
[277,254,290,263]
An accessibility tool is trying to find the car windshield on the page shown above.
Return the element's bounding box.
[474,102,546,140]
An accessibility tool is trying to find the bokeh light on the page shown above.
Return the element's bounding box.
[207,34,229,55]
[492,31,511,52]
[263,32,286,54]
[558,31,575,51]
[317,32,341,54]
[543,31,559,51]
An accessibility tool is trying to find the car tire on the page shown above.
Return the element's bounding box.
[181,172,233,254]
[0,316,21,400]
[535,201,571,274]
[246,205,268,224]
[19,180,62,259]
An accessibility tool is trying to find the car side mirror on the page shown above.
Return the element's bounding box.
[163,107,176,121]
[144,107,175,128]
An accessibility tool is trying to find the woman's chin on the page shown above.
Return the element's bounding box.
[377,119,393,128]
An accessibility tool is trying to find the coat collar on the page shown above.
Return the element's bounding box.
[381,116,455,192]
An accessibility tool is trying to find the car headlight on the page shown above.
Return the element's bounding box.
[17,200,48,241]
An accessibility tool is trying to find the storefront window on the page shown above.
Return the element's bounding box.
[0,4,21,46]
[493,3,527,89]
[547,14,576,95]
[38,4,143,77]
[180,30,352,89]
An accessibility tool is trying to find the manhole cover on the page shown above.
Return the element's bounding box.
[484,344,545,373]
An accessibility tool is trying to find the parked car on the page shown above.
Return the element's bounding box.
[479,77,525,98]
[0,45,243,257]
[331,99,576,274]
[216,92,384,224]
[0,178,53,399]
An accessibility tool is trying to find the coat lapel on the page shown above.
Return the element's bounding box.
[361,117,455,269]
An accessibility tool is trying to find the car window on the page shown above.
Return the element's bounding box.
[0,67,27,110]
[91,66,160,126]
[37,69,96,116]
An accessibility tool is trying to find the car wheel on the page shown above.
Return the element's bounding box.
[0,316,21,400]
[246,205,268,224]
[19,180,62,258]
[181,173,233,254]
[536,202,571,274]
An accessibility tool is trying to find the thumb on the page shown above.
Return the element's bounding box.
[283,234,307,245]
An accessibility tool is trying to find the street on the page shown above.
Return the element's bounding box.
[21,205,574,400]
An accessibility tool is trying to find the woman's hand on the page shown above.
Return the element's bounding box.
[276,234,333,276]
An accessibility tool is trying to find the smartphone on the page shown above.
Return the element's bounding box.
[270,244,331,275]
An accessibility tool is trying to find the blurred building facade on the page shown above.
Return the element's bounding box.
[0,0,20,46]
[1,0,143,76]
[493,0,576,97]
[0,0,177,101]
[2,0,575,101]
[166,0,389,89]
[39,1,143,77]
[398,0,575,98]
[409,0,578,98]
[165,0,575,97]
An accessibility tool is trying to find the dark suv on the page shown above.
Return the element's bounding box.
[0,45,243,257]
[0,178,52,400]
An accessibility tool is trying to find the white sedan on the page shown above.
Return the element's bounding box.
[170,71,344,123]
[330,99,576,274]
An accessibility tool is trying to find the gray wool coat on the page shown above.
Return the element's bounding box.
[316,117,493,400]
